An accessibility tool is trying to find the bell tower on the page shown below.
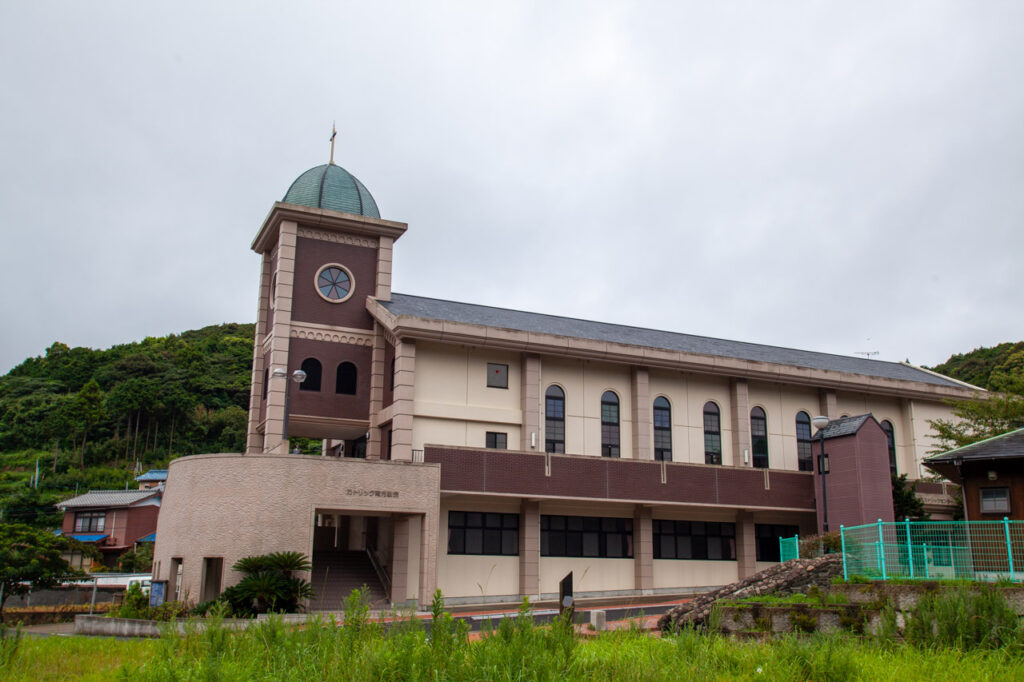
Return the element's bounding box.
[245,161,407,455]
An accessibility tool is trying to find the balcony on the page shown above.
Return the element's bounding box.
[423,446,815,511]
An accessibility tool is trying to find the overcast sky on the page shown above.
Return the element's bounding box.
[1,1,1022,375]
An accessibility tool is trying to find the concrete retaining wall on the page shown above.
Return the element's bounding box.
[74,615,251,637]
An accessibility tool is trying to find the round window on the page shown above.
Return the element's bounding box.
[315,264,354,303]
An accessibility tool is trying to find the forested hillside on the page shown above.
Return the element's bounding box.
[928,341,1024,394]
[0,323,254,528]
[926,342,1024,451]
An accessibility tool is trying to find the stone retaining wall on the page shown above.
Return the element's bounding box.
[658,555,843,631]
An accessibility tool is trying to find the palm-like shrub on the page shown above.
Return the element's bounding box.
[221,551,314,616]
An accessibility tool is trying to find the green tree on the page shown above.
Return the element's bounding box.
[0,486,62,529]
[989,350,1024,396]
[928,393,1024,452]
[72,380,105,468]
[117,542,153,573]
[892,474,929,521]
[0,523,84,617]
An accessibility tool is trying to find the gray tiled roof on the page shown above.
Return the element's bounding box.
[926,427,1024,463]
[56,489,159,510]
[381,294,967,388]
[819,414,872,440]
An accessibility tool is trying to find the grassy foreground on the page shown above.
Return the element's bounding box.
[3,610,1023,682]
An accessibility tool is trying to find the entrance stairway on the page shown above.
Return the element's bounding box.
[310,550,389,611]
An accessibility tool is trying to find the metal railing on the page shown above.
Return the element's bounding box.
[366,548,392,599]
[840,519,1024,582]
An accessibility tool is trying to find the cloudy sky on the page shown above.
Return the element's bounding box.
[1,1,1021,374]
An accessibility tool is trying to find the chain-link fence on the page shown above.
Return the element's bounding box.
[779,534,800,563]
[840,519,1024,582]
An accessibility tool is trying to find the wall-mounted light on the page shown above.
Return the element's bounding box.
[988,470,998,481]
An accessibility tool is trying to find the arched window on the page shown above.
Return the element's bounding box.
[545,385,565,453]
[795,411,813,472]
[300,358,322,391]
[653,397,672,461]
[601,391,620,458]
[703,402,722,465]
[881,420,897,476]
[336,362,357,395]
[751,407,768,469]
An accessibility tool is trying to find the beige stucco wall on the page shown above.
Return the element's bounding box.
[405,344,961,475]
[539,557,635,594]
[411,343,523,451]
[414,343,521,410]
[413,416,522,452]
[747,382,820,471]
[541,358,634,458]
[153,454,440,605]
[653,560,739,589]
[649,372,733,465]
[909,399,958,477]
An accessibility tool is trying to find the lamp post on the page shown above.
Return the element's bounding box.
[813,415,831,532]
[271,367,307,452]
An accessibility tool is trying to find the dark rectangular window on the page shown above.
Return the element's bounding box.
[485,432,507,449]
[540,515,633,558]
[755,524,799,562]
[447,511,519,556]
[486,363,508,389]
[980,488,1011,515]
[653,520,736,560]
[74,511,106,533]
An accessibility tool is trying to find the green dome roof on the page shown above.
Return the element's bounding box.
[282,163,380,218]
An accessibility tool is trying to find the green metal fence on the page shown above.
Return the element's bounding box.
[779,534,800,563]
[840,519,1024,582]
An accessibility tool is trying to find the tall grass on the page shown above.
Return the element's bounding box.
[903,585,1023,650]
[3,588,1023,680]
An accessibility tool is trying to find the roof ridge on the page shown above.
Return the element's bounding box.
[388,292,955,374]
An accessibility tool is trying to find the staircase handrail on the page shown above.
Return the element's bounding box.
[366,548,391,599]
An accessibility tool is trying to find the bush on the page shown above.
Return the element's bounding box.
[218,551,314,616]
[107,582,189,621]
[903,585,1022,650]
[799,532,843,558]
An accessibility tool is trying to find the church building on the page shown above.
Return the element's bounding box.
[152,155,977,608]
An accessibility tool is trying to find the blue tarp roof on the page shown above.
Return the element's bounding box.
[135,469,168,482]
[136,532,156,543]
